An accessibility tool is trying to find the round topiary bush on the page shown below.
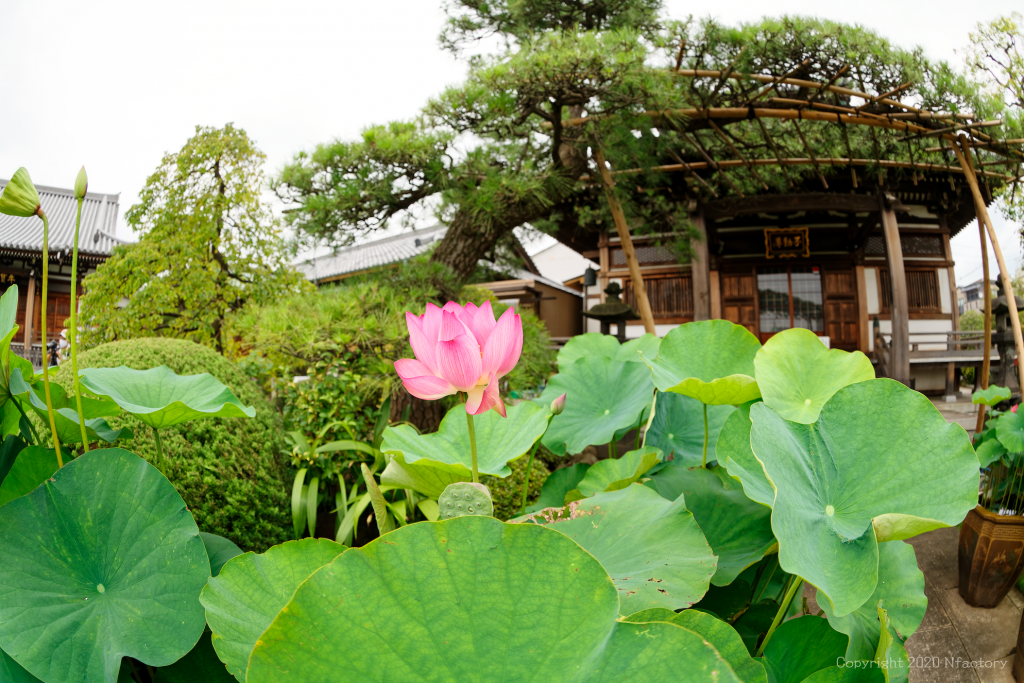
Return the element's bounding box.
[54,338,291,551]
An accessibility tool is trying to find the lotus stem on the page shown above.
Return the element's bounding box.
[466,408,479,483]
[38,211,62,468]
[519,443,538,515]
[152,427,164,465]
[755,575,804,657]
[608,438,618,459]
[12,400,38,445]
[702,403,709,467]
[70,198,88,451]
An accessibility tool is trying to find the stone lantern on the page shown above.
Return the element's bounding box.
[583,282,639,342]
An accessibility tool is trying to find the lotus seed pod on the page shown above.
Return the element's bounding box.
[0,168,41,217]
[437,482,493,520]
[74,166,88,199]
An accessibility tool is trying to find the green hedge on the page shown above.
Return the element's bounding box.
[53,338,291,551]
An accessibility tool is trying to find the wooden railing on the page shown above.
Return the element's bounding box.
[9,342,43,369]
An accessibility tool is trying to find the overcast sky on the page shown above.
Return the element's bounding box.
[1,0,1020,286]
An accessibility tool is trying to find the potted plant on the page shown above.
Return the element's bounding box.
[959,385,1024,607]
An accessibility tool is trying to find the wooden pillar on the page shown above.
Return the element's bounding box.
[855,265,870,353]
[880,195,910,385]
[598,232,610,304]
[709,270,722,320]
[593,147,656,334]
[692,212,711,321]
[22,271,35,348]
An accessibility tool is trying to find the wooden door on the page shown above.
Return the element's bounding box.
[823,268,859,350]
[720,268,758,335]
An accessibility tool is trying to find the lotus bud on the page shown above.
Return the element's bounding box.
[0,168,41,218]
[550,393,566,416]
[74,166,88,199]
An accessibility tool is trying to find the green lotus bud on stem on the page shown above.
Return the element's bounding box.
[0,167,42,218]
[74,166,88,199]
[438,482,493,519]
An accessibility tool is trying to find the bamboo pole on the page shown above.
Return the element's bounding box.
[953,138,1024,408]
[975,218,991,435]
[593,146,657,335]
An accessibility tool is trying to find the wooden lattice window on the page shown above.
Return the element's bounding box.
[881,270,940,313]
[624,275,693,317]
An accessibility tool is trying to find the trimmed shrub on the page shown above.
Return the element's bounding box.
[54,338,291,551]
[482,452,551,521]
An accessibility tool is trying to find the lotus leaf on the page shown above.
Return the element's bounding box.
[438,482,493,518]
[753,329,875,424]
[623,608,766,683]
[748,380,978,616]
[150,632,235,683]
[540,356,655,455]
[524,463,591,514]
[719,401,774,507]
[645,321,762,405]
[0,446,58,507]
[761,616,848,683]
[644,392,735,466]
[0,448,209,683]
[531,484,716,614]
[78,365,255,429]
[0,649,39,683]
[246,517,741,683]
[199,532,244,577]
[379,455,463,499]
[973,385,1011,407]
[556,332,661,371]
[996,410,1024,452]
[568,446,661,500]
[10,369,129,444]
[976,438,1007,468]
[201,538,346,682]
[381,400,549,482]
[733,601,781,654]
[801,667,883,682]
[818,541,925,661]
[0,434,26,488]
[646,464,776,586]
[874,605,910,683]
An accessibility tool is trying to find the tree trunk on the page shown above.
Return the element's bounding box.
[389,387,447,434]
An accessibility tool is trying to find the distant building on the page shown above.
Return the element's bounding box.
[959,278,997,315]
[294,226,583,340]
[529,241,598,285]
[0,179,122,365]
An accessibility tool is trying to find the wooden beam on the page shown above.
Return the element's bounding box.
[702,192,900,219]
[880,196,910,384]
[975,217,992,434]
[593,146,656,335]
[855,265,870,353]
[954,138,1024,404]
[850,212,881,250]
[23,271,35,348]
[692,212,711,321]
[709,270,722,319]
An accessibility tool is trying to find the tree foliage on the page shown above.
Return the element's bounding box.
[82,124,310,353]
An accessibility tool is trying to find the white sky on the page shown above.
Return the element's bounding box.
[1,0,1020,285]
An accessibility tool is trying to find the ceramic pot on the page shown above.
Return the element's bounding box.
[958,505,1024,608]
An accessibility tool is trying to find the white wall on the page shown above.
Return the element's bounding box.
[531,242,598,285]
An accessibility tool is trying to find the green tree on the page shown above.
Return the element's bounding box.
[82,124,310,353]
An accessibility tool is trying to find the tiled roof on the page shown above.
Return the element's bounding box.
[0,180,124,260]
[295,225,447,281]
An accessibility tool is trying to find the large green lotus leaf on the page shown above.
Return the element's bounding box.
[78,365,255,429]
[753,328,875,424]
[761,616,849,683]
[523,463,591,514]
[201,538,346,682]
[0,649,40,683]
[623,608,766,683]
[996,410,1024,452]
[644,391,735,466]
[646,464,776,586]
[818,541,926,661]
[150,631,234,683]
[556,332,662,371]
[0,434,26,488]
[720,401,775,507]
[10,369,129,444]
[749,380,978,616]
[199,532,243,578]
[532,484,716,614]
[973,385,1011,407]
[569,446,661,500]
[976,438,1007,468]
[540,356,655,455]
[0,446,58,507]
[800,667,883,682]
[246,517,741,683]
[0,448,209,683]
[645,321,762,405]
[381,400,549,480]
[874,605,910,683]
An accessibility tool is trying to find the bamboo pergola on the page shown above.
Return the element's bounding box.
[568,63,1024,390]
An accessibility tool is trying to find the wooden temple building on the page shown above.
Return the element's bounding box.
[556,65,1024,396]
[0,179,122,366]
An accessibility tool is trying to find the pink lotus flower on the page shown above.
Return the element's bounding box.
[395,301,523,417]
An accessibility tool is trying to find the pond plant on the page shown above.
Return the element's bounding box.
[0,168,983,682]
